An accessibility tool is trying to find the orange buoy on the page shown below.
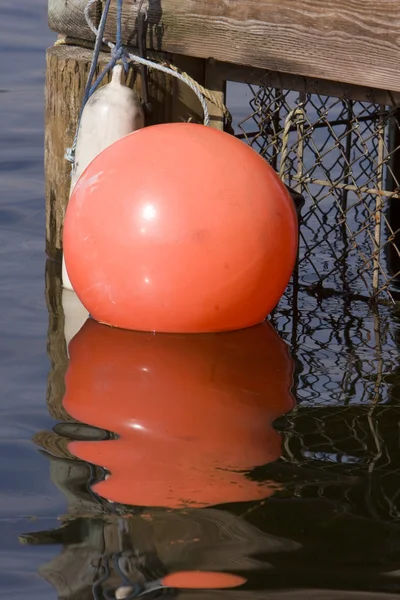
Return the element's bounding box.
[63,123,298,333]
[63,318,295,509]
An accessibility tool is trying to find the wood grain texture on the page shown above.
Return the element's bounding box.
[45,46,95,260]
[99,0,400,93]
[48,0,102,40]
[45,44,182,259]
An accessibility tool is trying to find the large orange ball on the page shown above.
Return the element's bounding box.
[64,123,298,333]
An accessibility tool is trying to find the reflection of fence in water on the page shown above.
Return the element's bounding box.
[271,292,397,406]
[268,287,400,524]
[270,404,400,522]
[269,251,400,525]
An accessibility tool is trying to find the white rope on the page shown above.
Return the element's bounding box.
[84,0,210,126]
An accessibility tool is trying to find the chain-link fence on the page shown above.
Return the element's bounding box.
[228,77,400,302]
[227,78,400,527]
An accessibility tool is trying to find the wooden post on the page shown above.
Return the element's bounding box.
[45,44,208,260]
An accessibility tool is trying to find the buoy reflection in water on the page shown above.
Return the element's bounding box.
[63,318,295,508]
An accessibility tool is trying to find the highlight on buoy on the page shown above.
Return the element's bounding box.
[63,318,295,509]
[63,122,299,333]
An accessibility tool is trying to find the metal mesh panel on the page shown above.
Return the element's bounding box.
[226,77,400,534]
[229,80,400,301]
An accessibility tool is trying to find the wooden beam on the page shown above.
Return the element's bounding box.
[48,0,400,94]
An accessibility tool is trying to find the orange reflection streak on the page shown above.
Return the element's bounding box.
[161,571,247,589]
[63,319,295,508]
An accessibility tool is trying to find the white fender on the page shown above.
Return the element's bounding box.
[62,64,145,291]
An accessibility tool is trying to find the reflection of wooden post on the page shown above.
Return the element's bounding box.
[20,503,283,600]
[44,259,71,421]
[21,517,106,600]
[45,44,209,260]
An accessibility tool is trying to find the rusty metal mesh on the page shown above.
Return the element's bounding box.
[229,80,400,301]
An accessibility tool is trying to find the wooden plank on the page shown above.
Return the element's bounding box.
[48,0,400,95]
[102,0,400,94]
[48,0,102,40]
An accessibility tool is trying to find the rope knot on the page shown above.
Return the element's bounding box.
[111,43,124,61]
[111,44,129,72]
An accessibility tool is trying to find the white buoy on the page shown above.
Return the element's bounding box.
[62,64,145,291]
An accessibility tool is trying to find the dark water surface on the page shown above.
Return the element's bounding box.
[2,2,400,599]
[0,2,64,598]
